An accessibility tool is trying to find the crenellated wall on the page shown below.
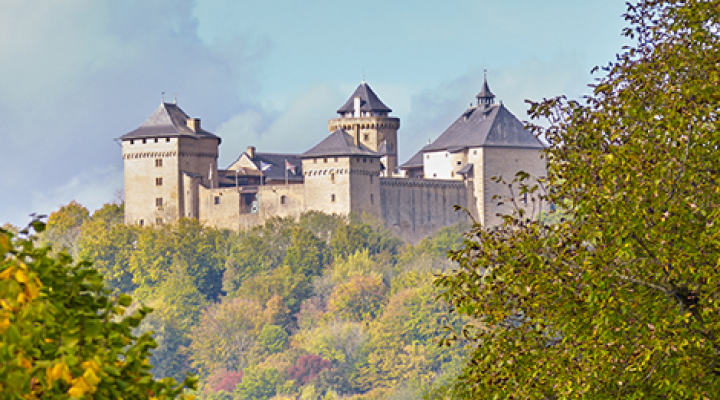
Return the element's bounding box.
[379,178,470,243]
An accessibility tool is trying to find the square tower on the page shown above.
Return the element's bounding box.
[120,102,220,226]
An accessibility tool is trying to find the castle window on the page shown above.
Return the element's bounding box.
[331,194,336,202]
[324,158,328,163]
[451,172,455,177]
[280,195,287,205]
[156,197,163,207]
[370,175,373,184]
[364,134,369,141]
[130,140,134,145]
[426,155,429,159]
[214,196,220,205]
[334,157,338,162]
[156,177,163,186]
[155,159,162,167]
[314,158,317,164]
[166,138,170,142]
[154,138,158,143]
[433,173,437,178]
[523,193,528,206]
[143,139,147,144]
[363,158,366,163]
[370,159,373,163]
[473,150,477,155]
[330,172,335,183]
[156,218,163,225]
[445,153,448,158]
[457,161,462,165]
[139,219,144,226]
[371,193,374,204]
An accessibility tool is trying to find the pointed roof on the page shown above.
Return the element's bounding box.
[476,76,495,101]
[337,82,392,114]
[377,140,395,156]
[302,129,380,158]
[120,103,220,142]
[424,103,544,152]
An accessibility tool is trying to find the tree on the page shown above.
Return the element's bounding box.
[188,298,266,374]
[288,354,332,386]
[437,1,720,398]
[0,220,194,399]
[44,200,90,252]
[232,366,284,400]
[327,275,387,322]
[129,218,227,301]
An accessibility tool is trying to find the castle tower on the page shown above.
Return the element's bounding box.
[301,129,382,218]
[328,81,400,176]
[120,102,220,226]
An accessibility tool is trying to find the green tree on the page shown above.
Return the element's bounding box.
[77,217,137,293]
[253,324,289,360]
[284,227,328,277]
[329,221,403,263]
[0,220,194,399]
[232,366,283,400]
[130,218,227,301]
[222,217,295,295]
[437,1,720,398]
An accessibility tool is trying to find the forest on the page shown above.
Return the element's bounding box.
[31,200,471,400]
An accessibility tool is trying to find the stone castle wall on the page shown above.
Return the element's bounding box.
[481,147,547,227]
[379,178,470,243]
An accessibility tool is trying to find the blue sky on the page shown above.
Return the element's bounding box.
[0,0,628,226]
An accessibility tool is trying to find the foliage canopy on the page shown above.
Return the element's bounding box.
[437,1,720,398]
[0,220,195,399]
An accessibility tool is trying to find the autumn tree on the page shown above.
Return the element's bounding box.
[437,1,720,398]
[0,220,194,399]
[189,298,266,374]
[44,200,90,252]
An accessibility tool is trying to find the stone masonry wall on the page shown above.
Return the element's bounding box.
[379,178,469,243]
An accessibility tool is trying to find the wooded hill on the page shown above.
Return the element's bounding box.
[39,201,471,400]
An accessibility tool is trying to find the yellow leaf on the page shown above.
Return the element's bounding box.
[0,266,14,280]
[82,367,101,387]
[0,313,9,334]
[15,268,28,284]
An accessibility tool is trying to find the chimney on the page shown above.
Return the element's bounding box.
[353,96,361,118]
[246,146,256,159]
[187,118,200,132]
[354,124,360,146]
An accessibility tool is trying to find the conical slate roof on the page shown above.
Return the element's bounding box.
[302,129,380,158]
[476,77,495,100]
[337,82,392,114]
[120,103,220,142]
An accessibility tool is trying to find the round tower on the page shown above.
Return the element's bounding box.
[328,81,400,176]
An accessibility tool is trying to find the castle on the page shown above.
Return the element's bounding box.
[120,77,546,242]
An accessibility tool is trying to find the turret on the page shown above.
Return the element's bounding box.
[328,81,400,176]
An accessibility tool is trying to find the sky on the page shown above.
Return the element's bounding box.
[0,0,630,227]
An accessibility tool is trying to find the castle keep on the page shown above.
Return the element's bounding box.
[120,78,546,241]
